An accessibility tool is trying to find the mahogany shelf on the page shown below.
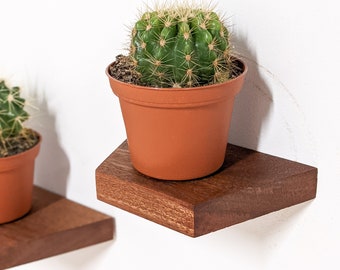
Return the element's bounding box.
[0,186,114,269]
[96,140,317,237]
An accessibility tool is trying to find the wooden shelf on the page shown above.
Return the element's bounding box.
[0,186,114,269]
[96,140,317,237]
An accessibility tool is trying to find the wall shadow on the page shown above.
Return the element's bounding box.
[228,33,273,151]
[203,200,314,253]
[28,91,70,197]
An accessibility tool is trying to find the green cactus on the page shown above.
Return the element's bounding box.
[0,80,38,157]
[0,80,29,138]
[130,5,234,88]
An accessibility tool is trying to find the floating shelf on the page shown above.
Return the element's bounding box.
[0,186,114,269]
[96,140,317,237]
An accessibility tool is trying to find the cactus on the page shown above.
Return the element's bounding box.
[0,80,29,138]
[130,4,234,88]
[0,80,38,157]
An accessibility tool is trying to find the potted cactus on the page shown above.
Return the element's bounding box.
[0,80,41,223]
[106,3,247,180]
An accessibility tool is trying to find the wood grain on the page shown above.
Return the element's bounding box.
[96,140,317,237]
[0,186,114,269]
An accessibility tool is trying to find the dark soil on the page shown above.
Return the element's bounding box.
[108,55,141,85]
[0,129,40,158]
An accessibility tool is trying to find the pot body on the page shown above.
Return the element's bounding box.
[0,135,41,223]
[107,59,247,180]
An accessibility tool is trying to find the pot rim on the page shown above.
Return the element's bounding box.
[0,130,41,163]
[106,56,248,107]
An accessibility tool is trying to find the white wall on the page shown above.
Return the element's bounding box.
[1,0,339,269]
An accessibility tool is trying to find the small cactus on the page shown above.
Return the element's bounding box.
[0,80,38,157]
[0,80,29,138]
[130,4,234,88]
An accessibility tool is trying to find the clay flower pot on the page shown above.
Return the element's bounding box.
[0,134,41,224]
[106,58,247,180]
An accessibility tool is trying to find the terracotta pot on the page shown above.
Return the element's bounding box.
[106,58,247,180]
[0,134,41,224]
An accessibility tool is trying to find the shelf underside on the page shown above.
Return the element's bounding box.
[0,186,114,269]
[96,140,317,237]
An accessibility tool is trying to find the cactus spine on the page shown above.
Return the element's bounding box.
[0,80,37,157]
[130,4,233,88]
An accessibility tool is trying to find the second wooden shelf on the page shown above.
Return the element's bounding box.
[0,186,114,269]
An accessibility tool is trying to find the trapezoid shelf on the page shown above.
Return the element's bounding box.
[96,140,317,237]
